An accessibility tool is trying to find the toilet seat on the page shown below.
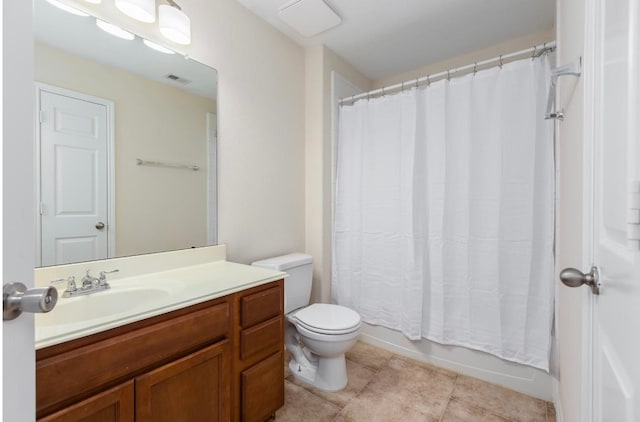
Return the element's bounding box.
[292,303,361,335]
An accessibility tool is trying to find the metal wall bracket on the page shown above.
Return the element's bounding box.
[545,57,582,120]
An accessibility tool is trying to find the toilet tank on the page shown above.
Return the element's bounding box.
[251,253,312,314]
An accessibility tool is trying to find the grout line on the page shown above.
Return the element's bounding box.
[438,374,459,422]
[546,402,553,422]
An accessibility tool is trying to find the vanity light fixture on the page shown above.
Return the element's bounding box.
[45,0,90,17]
[96,19,136,40]
[159,0,191,45]
[143,39,175,54]
[115,0,156,23]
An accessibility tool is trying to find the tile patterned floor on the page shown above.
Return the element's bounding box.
[276,342,556,422]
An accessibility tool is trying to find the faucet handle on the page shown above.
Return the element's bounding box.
[99,269,119,278]
[50,276,77,292]
[98,269,119,285]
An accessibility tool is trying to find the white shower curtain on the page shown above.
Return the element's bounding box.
[332,56,554,370]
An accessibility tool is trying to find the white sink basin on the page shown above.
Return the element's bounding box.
[36,284,179,328]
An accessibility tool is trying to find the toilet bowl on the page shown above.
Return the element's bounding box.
[287,303,361,391]
[252,254,361,392]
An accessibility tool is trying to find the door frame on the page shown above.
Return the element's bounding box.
[34,83,116,266]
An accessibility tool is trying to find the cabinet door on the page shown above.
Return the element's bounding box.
[136,340,230,422]
[38,381,133,422]
[241,351,284,422]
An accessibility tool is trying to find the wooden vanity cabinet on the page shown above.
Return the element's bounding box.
[232,280,285,422]
[36,279,285,422]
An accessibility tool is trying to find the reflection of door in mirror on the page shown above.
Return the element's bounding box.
[37,85,115,266]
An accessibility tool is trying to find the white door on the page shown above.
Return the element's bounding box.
[3,1,37,420]
[584,0,640,420]
[39,89,110,266]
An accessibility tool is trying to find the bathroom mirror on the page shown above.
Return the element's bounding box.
[34,0,217,267]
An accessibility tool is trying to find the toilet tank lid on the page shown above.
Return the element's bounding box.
[251,253,312,270]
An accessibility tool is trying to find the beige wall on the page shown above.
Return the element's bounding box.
[35,42,215,258]
[305,45,371,302]
[556,0,586,419]
[60,0,306,264]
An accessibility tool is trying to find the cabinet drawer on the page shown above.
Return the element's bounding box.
[37,301,229,416]
[240,316,283,361]
[240,286,283,328]
[241,351,284,422]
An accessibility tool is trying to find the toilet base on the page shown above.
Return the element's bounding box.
[288,353,348,392]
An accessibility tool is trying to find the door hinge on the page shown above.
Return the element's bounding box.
[39,203,45,216]
[627,181,640,250]
[39,111,46,124]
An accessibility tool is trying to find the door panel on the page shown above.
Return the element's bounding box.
[135,341,230,422]
[3,1,36,421]
[590,0,640,420]
[37,381,134,422]
[39,90,109,266]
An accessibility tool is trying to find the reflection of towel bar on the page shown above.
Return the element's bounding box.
[136,158,199,171]
[545,57,582,120]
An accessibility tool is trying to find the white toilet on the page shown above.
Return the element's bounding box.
[252,253,361,392]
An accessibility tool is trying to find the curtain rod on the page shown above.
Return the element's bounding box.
[339,41,556,105]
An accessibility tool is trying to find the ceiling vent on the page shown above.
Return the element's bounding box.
[164,73,192,85]
[278,0,341,38]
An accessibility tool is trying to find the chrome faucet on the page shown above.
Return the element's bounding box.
[52,269,119,298]
[81,270,100,289]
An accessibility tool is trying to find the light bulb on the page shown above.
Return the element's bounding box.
[45,0,90,17]
[158,4,191,45]
[96,19,135,40]
[115,0,156,23]
[143,39,175,54]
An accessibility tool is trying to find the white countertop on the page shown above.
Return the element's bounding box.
[35,260,286,349]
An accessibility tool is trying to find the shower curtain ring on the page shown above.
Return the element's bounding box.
[416,77,420,88]
[401,81,405,92]
[499,55,504,68]
[382,87,386,97]
[531,45,537,61]
[473,62,478,74]
[447,69,451,81]
[427,75,431,86]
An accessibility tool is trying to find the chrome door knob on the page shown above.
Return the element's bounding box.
[3,282,58,321]
[95,222,105,230]
[560,266,600,295]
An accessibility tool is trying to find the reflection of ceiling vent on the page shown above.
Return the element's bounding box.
[164,73,192,85]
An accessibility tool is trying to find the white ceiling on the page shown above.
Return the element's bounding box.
[236,0,555,81]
